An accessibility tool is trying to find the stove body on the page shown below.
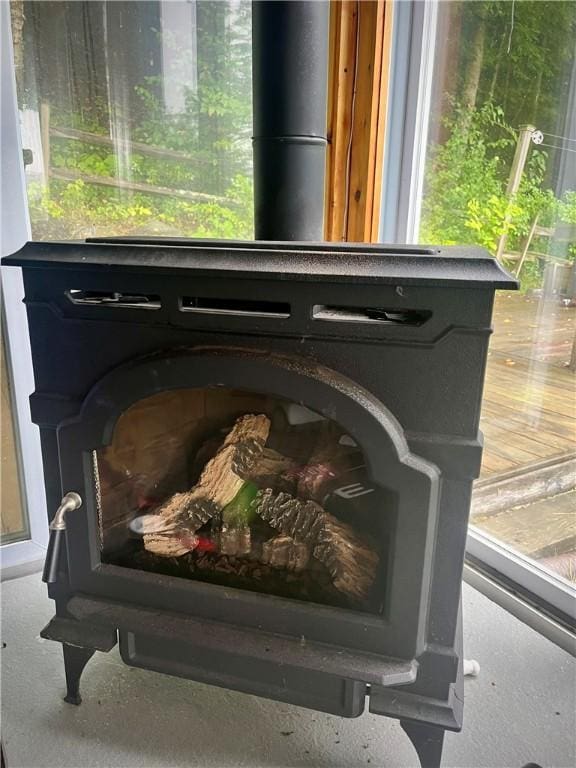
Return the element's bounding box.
[3,239,516,767]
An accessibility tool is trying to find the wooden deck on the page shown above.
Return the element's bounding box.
[474,490,576,580]
[472,292,575,579]
[479,292,576,480]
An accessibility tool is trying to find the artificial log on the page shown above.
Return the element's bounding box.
[140,412,377,602]
[191,431,228,479]
[267,420,347,466]
[281,462,338,502]
[301,430,363,502]
[218,525,252,556]
[143,414,270,556]
[245,447,298,488]
[252,488,379,600]
[254,489,325,540]
[261,535,311,572]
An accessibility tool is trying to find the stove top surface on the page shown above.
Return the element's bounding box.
[3,237,518,288]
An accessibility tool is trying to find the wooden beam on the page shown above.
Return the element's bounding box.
[325,1,394,243]
[49,168,232,205]
[325,1,357,242]
[49,125,212,166]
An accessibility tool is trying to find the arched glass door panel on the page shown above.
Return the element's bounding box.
[95,387,394,614]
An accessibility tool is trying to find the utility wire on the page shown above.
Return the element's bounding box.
[538,141,576,154]
[541,131,576,144]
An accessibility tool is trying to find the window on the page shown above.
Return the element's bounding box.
[2,0,254,571]
[10,0,253,241]
[0,323,28,545]
[403,0,576,625]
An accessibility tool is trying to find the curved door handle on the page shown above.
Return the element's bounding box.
[42,492,82,584]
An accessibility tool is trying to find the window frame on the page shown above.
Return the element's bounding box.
[325,0,394,242]
[467,527,576,625]
[379,0,438,243]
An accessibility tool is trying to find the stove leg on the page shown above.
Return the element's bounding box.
[400,720,445,768]
[62,644,95,705]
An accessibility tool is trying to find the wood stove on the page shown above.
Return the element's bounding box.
[3,237,516,767]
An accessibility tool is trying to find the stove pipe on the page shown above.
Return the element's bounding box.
[252,1,329,241]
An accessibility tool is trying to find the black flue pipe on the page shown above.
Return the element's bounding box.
[252,1,329,241]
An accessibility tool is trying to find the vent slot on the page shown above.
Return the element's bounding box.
[181,296,291,318]
[66,290,161,310]
[313,305,431,326]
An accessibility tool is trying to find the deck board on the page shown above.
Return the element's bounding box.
[479,293,576,480]
[473,490,576,564]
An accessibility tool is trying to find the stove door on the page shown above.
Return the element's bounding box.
[57,348,439,660]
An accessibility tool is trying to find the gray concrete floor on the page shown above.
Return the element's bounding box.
[1,574,574,768]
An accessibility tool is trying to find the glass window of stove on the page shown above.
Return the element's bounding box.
[94,388,393,615]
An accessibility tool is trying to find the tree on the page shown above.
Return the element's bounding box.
[456,1,576,135]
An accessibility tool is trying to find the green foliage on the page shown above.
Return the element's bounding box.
[28,173,253,241]
[421,1,576,293]
[25,0,253,239]
[421,102,575,291]
[33,120,254,239]
[457,1,576,135]
[465,195,522,253]
[558,192,576,225]
[19,0,253,242]
[420,103,520,251]
[516,260,543,293]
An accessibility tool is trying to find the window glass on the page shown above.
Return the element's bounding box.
[1,325,28,544]
[421,1,576,586]
[10,0,253,240]
[95,388,391,613]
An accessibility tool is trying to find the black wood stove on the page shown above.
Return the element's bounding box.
[3,237,515,767]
